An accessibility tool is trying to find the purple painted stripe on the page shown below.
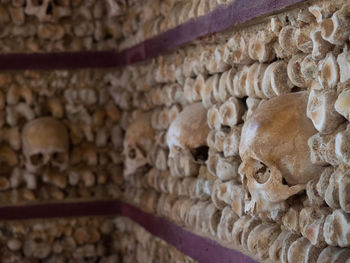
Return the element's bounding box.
[0,51,123,71]
[0,200,258,263]
[0,200,121,220]
[0,0,305,70]
[119,0,306,65]
[122,202,258,263]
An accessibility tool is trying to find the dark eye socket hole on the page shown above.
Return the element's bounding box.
[52,152,65,163]
[46,1,53,14]
[256,163,267,174]
[0,161,12,176]
[291,86,300,93]
[192,146,209,162]
[32,0,43,6]
[128,148,136,159]
[221,125,231,133]
[18,96,26,103]
[30,153,43,165]
[53,0,65,6]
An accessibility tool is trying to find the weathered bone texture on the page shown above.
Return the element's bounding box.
[247,223,281,260]
[219,97,245,127]
[124,112,154,176]
[269,229,300,263]
[22,117,69,174]
[337,46,350,83]
[167,103,210,177]
[313,164,350,213]
[217,206,239,243]
[311,27,333,60]
[0,217,195,263]
[317,246,350,263]
[308,124,345,166]
[335,124,350,166]
[5,1,350,262]
[263,61,293,97]
[282,204,303,235]
[279,25,300,55]
[324,209,350,247]
[248,29,276,63]
[305,178,326,207]
[296,26,313,54]
[287,53,308,88]
[299,206,329,247]
[335,87,350,119]
[0,0,238,53]
[317,52,339,89]
[306,88,344,134]
[288,237,323,263]
[212,179,246,216]
[239,92,323,216]
[320,4,350,45]
[224,34,252,65]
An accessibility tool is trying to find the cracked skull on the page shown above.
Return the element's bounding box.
[167,103,210,177]
[123,113,155,176]
[22,117,69,174]
[239,91,324,214]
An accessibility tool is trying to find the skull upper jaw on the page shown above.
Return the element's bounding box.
[240,158,306,215]
[24,148,69,174]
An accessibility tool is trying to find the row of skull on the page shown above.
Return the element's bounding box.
[10,90,324,216]
[123,91,328,215]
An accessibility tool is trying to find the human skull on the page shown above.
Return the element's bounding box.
[167,103,210,177]
[239,91,324,214]
[123,113,154,176]
[25,0,71,23]
[22,117,69,174]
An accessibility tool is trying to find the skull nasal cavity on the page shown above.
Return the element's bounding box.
[52,152,65,163]
[128,148,136,159]
[192,145,209,162]
[46,1,53,15]
[30,153,43,165]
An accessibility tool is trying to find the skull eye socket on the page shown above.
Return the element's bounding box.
[46,1,53,14]
[191,145,209,162]
[128,148,136,159]
[282,178,289,186]
[31,0,44,6]
[30,153,43,165]
[52,152,66,164]
[53,0,65,6]
[253,162,270,184]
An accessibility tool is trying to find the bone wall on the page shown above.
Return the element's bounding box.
[2,0,350,262]
[116,0,350,262]
[0,70,124,205]
[0,216,195,263]
[0,0,233,53]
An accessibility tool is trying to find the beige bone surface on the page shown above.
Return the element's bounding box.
[239,92,323,215]
[22,117,69,174]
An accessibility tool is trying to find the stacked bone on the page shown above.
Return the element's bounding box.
[0,70,124,205]
[109,0,235,50]
[0,216,195,263]
[118,59,221,238]
[0,0,126,53]
[299,0,350,251]
[116,0,350,262]
[0,0,234,53]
